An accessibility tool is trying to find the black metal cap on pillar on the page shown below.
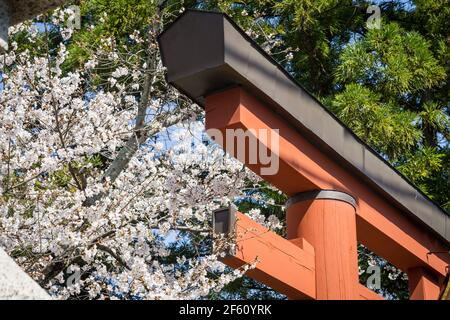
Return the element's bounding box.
[286,190,357,210]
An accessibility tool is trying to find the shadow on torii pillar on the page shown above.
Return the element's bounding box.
[158,9,450,300]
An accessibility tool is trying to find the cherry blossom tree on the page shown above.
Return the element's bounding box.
[0,5,284,299]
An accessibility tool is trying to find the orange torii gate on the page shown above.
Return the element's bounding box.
[159,9,450,300]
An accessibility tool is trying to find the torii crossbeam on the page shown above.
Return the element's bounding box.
[159,9,450,300]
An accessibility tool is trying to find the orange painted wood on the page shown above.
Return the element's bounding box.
[358,285,384,300]
[290,236,384,300]
[205,87,450,278]
[408,267,442,300]
[287,199,359,299]
[220,212,316,299]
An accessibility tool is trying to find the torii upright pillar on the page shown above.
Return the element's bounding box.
[408,267,441,300]
[286,191,359,300]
